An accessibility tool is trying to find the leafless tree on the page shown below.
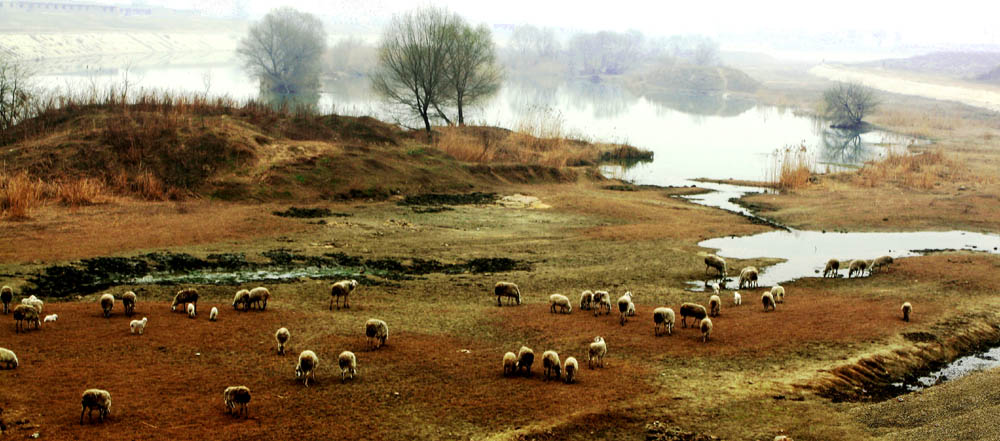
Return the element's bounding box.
[823,82,879,128]
[567,30,643,76]
[508,25,560,65]
[442,23,502,125]
[0,54,33,132]
[237,7,327,96]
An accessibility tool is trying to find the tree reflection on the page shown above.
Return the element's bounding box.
[819,128,870,165]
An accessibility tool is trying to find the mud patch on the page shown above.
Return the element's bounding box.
[272,207,351,218]
[399,192,498,206]
[645,421,721,441]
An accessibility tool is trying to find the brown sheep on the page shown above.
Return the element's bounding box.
[494,281,521,306]
[122,291,137,316]
[709,295,721,317]
[848,260,868,278]
[700,317,713,342]
[1,285,13,314]
[99,293,114,318]
[901,302,912,322]
[704,254,727,279]
[223,386,251,418]
[248,286,271,311]
[823,259,840,278]
[13,304,40,333]
[80,389,111,424]
[171,288,198,314]
[762,292,776,312]
[679,303,708,328]
[329,279,359,310]
[871,255,895,273]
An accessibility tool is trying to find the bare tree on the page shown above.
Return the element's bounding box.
[567,31,643,76]
[0,54,33,132]
[823,82,879,128]
[237,7,327,96]
[442,23,502,125]
[508,25,559,65]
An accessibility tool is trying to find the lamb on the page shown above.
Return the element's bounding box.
[771,285,785,304]
[100,293,114,318]
[653,307,675,336]
[0,347,17,369]
[617,291,634,326]
[187,303,196,319]
[733,291,742,306]
[516,346,534,376]
[705,254,727,279]
[329,279,359,310]
[21,295,42,314]
[494,281,521,306]
[700,317,713,342]
[541,350,562,381]
[122,291,136,316]
[549,294,572,314]
[823,259,840,278]
[365,318,389,350]
[130,317,148,335]
[593,291,612,316]
[739,266,759,289]
[223,386,251,418]
[248,286,271,311]
[871,255,895,273]
[579,290,594,311]
[762,292,776,312]
[275,327,290,355]
[901,302,912,322]
[709,295,722,317]
[80,389,112,424]
[679,303,708,328]
[295,350,319,386]
[588,337,607,369]
[502,351,518,376]
[338,350,357,382]
[12,304,40,333]
[44,314,58,323]
[209,307,219,321]
[1,285,12,314]
[171,288,198,314]
[848,259,868,278]
[563,357,578,384]
[708,282,720,294]
[233,289,251,311]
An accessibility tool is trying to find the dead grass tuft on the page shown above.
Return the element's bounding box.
[854,150,971,190]
[0,172,44,219]
[435,126,648,168]
[55,177,107,207]
[766,144,813,190]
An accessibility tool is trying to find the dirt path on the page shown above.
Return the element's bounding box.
[810,64,1000,113]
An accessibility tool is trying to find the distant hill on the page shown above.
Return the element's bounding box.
[858,51,1000,79]
[977,65,1000,83]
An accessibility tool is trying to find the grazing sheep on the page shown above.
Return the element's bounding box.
[338,350,357,382]
[549,294,572,314]
[329,279,359,310]
[542,350,562,381]
[774,436,793,441]
[1,285,12,314]
[100,293,114,318]
[902,302,912,322]
[708,282,720,294]
[122,291,136,316]
[823,259,840,278]
[653,307,675,336]
[679,303,708,328]
[248,287,271,311]
[593,291,612,316]
[588,337,607,369]
[516,346,535,376]
[700,317,713,342]
[21,295,43,314]
[209,307,219,321]
[626,301,636,317]
[579,290,594,311]
[44,314,58,323]
[223,386,251,418]
[617,292,634,326]
[233,289,251,311]
[502,351,518,376]
[771,285,785,304]
[733,291,742,306]
[295,350,319,387]
[871,255,895,273]
[709,295,722,317]
[80,389,111,424]
[705,254,727,279]
[186,303,196,319]
[0,347,17,369]
[563,357,578,384]
[494,281,521,306]
[739,267,759,289]
[762,292,776,312]
[12,304,40,333]
[171,288,198,314]
[365,318,389,350]
[275,327,290,355]
[130,317,148,335]
[848,259,868,278]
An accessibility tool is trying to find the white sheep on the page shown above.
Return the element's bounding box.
[902,302,912,322]
[0,347,17,369]
[739,266,759,288]
[823,259,840,278]
[233,289,251,311]
[653,307,675,336]
[209,307,219,321]
[275,327,290,355]
[44,314,58,323]
[588,337,607,369]
[700,317,713,343]
[708,282,720,294]
[704,254,727,279]
[248,286,271,311]
[771,285,785,304]
[541,350,561,381]
[338,350,357,382]
[848,259,868,278]
[330,279,359,310]
[549,294,572,314]
[187,303,196,319]
[1,285,13,314]
[21,295,43,314]
[516,346,534,376]
[130,317,148,335]
[579,290,594,311]
[617,291,634,326]
[563,357,578,384]
[494,281,521,306]
[80,389,112,424]
[593,291,612,316]
[733,291,742,306]
[223,385,251,418]
[99,293,114,318]
[296,350,319,387]
[762,292,776,312]
[122,291,137,316]
[709,295,722,317]
[365,318,389,350]
[502,351,517,376]
[774,436,793,441]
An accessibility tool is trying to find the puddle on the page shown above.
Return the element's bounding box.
[893,346,1000,392]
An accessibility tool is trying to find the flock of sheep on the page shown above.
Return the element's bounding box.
[0,279,370,423]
